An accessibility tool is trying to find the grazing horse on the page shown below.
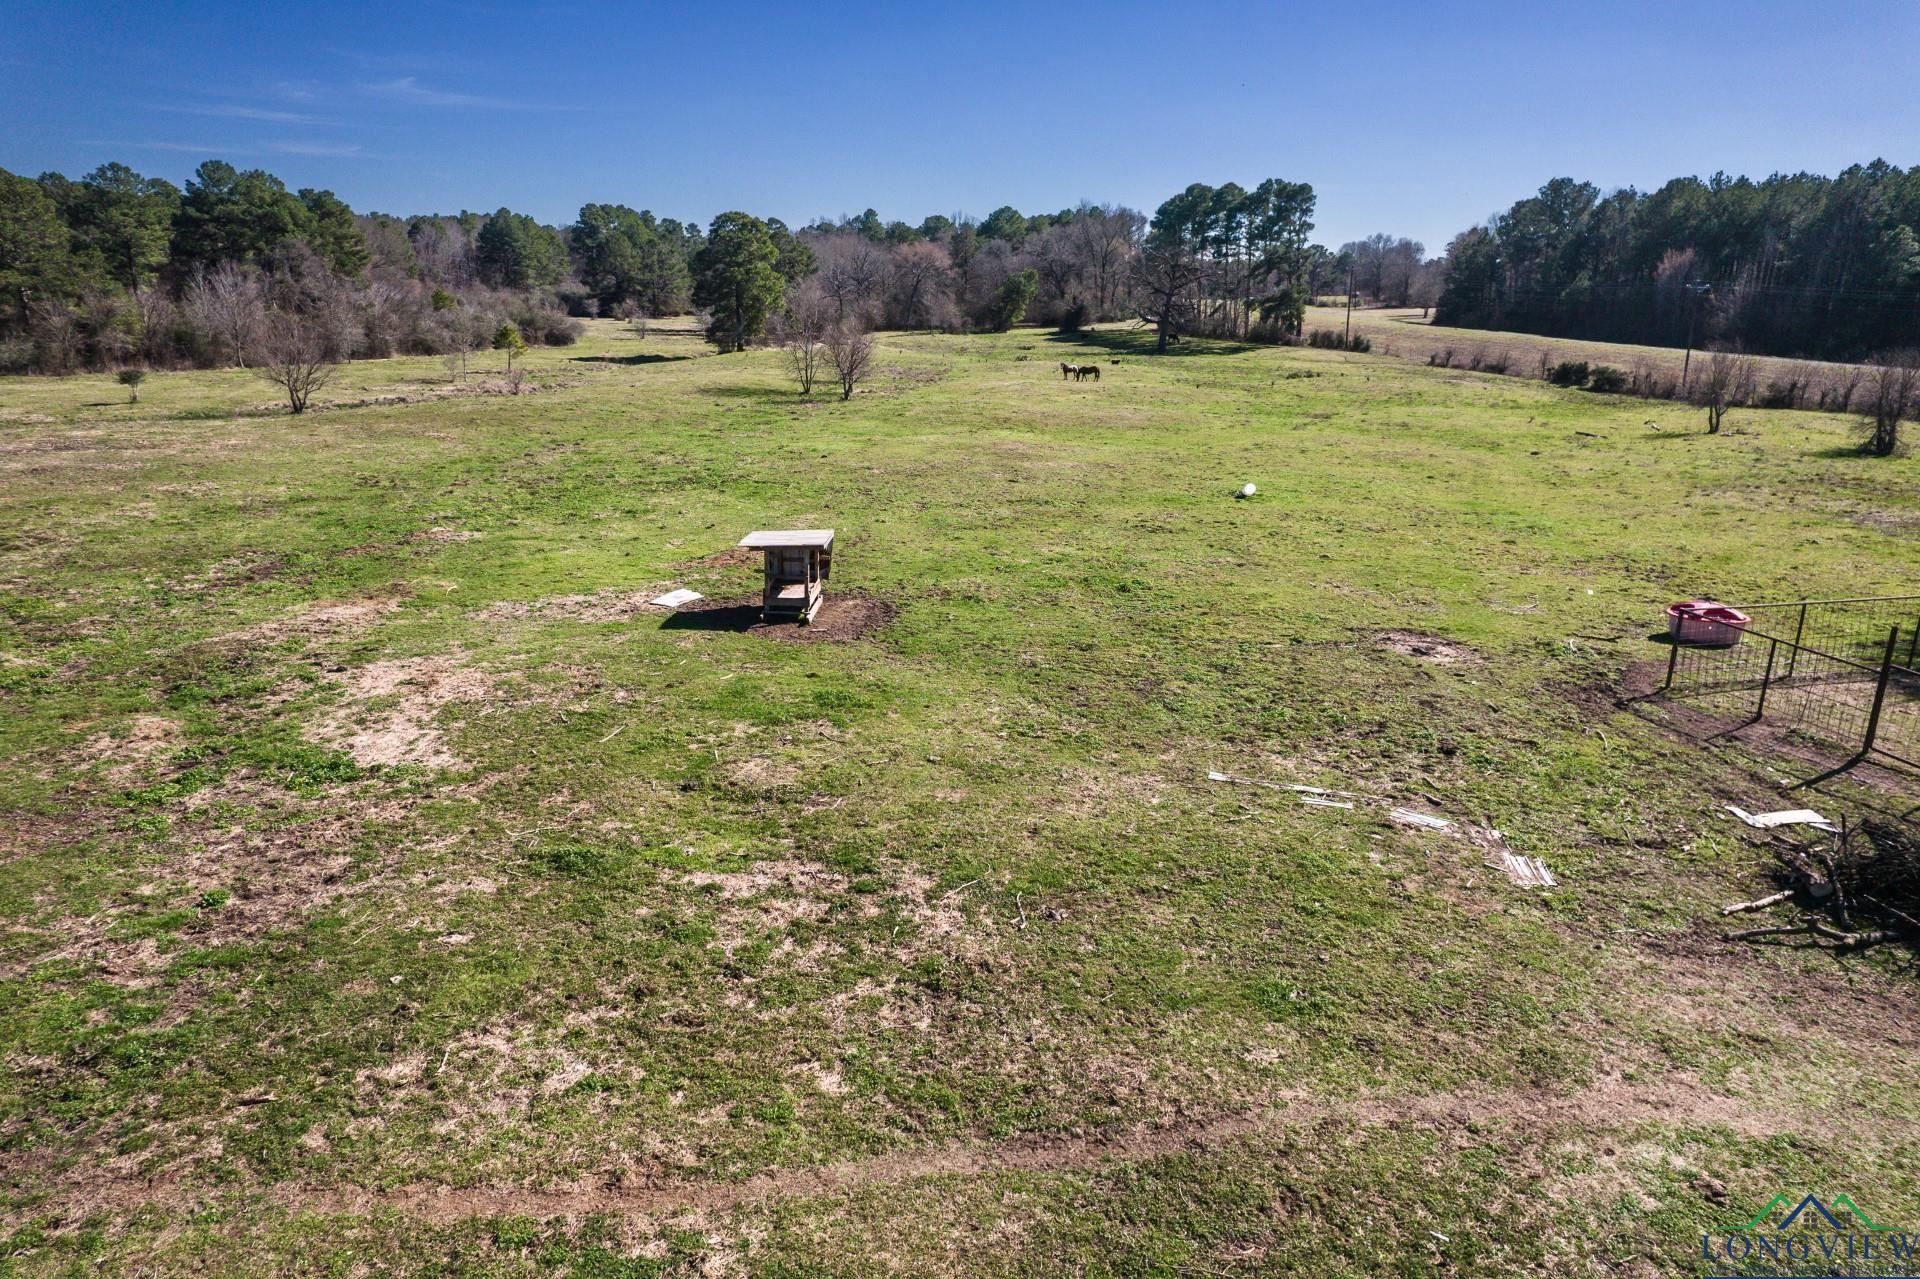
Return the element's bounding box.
[1074,364,1100,382]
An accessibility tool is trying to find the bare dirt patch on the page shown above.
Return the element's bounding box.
[678,858,848,953]
[30,1069,1879,1229]
[469,586,677,624]
[179,555,286,591]
[664,595,897,644]
[230,595,408,645]
[1373,630,1478,665]
[726,756,802,790]
[0,776,377,990]
[71,714,181,785]
[307,655,500,769]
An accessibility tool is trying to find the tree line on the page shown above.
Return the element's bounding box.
[1436,162,1920,362]
[0,157,1388,377]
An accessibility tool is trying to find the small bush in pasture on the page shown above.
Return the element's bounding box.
[1306,329,1370,352]
[1587,365,1628,393]
[825,323,875,400]
[1548,360,1590,387]
[1759,364,1818,410]
[1859,350,1919,457]
[1691,347,1759,434]
[492,323,529,381]
[117,369,146,402]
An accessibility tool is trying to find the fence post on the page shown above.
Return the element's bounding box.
[1861,625,1899,758]
[1755,637,1778,721]
[1786,602,1808,679]
[1907,617,1919,670]
[1665,635,1681,690]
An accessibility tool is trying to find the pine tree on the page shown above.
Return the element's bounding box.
[691,212,784,352]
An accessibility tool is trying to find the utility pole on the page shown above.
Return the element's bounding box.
[1344,266,1355,345]
[1681,282,1711,392]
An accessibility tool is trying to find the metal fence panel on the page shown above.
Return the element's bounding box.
[1662,596,1920,768]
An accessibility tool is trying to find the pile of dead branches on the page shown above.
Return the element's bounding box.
[1722,818,1920,952]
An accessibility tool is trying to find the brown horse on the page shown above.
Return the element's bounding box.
[1074,364,1100,382]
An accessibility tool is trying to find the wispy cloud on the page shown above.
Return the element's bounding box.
[158,103,336,125]
[80,139,375,161]
[359,76,520,108]
[358,75,594,111]
[82,140,251,155]
[267,140,363,157]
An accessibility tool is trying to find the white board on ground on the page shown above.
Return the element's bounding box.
[1725,806,1840,833]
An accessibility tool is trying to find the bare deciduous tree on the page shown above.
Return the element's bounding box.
[1692,347,1758,434]
[824,321,874,401]
[1134,243,1204,353]
[359,276,407,359]
[185,262,266,368]
[772,279,833,394]
[29,301,83,374]
[1068,203,1145,319]
[1861,350,1920,457]
[884,240,952,331]
[253,311,336,414]
[815,235,889,321]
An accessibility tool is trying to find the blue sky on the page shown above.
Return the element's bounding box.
[4,0,1916,252]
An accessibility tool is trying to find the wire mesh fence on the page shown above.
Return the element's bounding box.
[1662,596,1920,769]
[1739,596,1920,673]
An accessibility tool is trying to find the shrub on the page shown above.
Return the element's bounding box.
[1547,360,1590,387]
[987,269,1039,332]
[1306,329,1370,352]
[492,322,529,375]
[1058,300,1088,334]
[1587,365,1628,393]
[1247,315,1302,345]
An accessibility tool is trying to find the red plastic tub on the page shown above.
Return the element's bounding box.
[1667,600,1750,647]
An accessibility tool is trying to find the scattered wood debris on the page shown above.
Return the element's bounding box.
[1205,770,1556,887]
[1205,770,1369,800]
[1467,825,1557,887]
[1723,817,1920,951]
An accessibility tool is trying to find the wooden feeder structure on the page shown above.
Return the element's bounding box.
[739,529,834,623]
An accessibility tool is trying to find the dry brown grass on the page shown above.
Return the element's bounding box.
[1311,306,1878,410]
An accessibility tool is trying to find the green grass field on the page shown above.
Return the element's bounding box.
[2,318,1917,1276]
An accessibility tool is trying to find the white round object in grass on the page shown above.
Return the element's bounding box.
[1237,483,1257,499]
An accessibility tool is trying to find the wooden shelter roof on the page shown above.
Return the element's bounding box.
[738,529,835,549]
